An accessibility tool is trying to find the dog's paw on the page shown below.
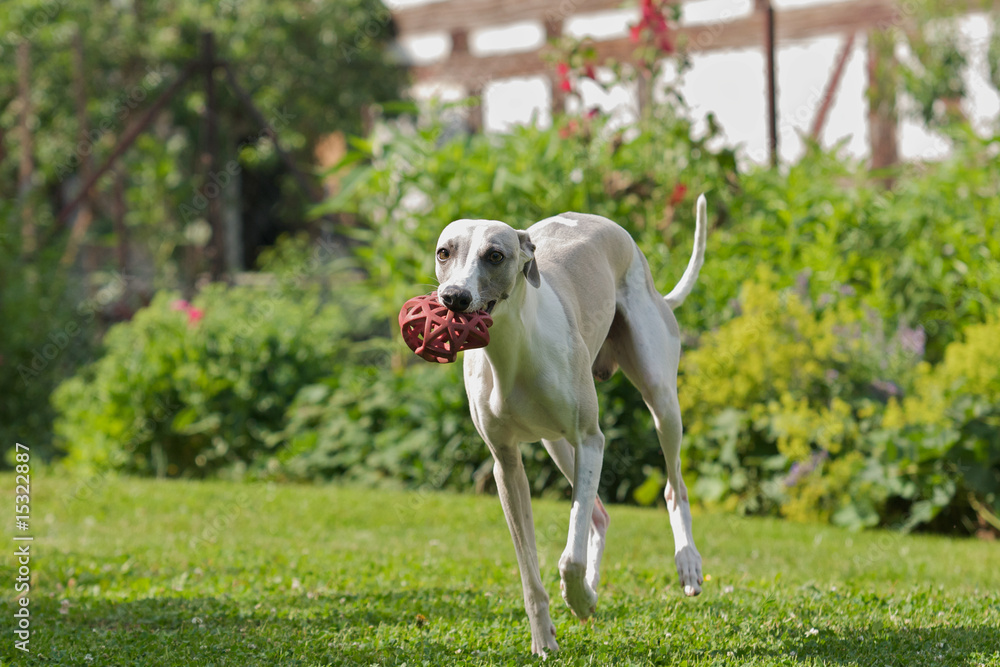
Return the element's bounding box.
[559,559,598,619]
[675,544,703,597]
[530,620,559,656]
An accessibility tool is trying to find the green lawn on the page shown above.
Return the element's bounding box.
[2,473,999,666]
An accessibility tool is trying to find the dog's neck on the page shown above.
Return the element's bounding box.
[474,275,541,393]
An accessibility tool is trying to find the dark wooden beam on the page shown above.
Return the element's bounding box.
[57,61,199,225]
[762,0,777,167]
[412,0,902,86]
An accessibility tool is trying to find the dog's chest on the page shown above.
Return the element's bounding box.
[466,357,582,442]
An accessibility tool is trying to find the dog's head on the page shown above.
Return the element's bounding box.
[434,220,540,314]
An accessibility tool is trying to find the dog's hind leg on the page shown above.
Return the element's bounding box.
[556,427,604,619]
[542,438,610,592]
[613,307,703,597]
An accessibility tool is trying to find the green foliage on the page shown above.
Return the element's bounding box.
[0,0,406,283]
[319,105,739,328]
[52,282,353,477]
[278,361,484,489]
[0,205,96,465]
[313,110,1000,533]
[676,274,1000,532]
[1,0,406,461]
[706,138,1000,363]
[312,106,739,503]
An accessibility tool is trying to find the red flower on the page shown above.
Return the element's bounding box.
[555,62,573,93]
[172,298,205,326]
[657,32,674,54]
[186,307,205,327]
[630,0,675,53]
[586,107,601,119]
[583,64,597,80]
[669,183,688,206]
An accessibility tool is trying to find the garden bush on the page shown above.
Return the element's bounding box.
[52,279,358,477]
[311,111,1000,533]
[51,106,1000,534]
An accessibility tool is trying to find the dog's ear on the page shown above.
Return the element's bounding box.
[517,230,540,288]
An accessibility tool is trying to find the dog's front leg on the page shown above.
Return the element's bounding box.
[558,430,604,619]
[491,444,559,655]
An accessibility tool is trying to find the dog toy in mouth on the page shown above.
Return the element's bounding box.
[399,292,493,363]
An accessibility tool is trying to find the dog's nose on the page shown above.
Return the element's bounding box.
[439,287,473,312]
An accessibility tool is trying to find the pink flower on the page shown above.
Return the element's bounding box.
[555,62,573,93]
[630,0,675,53]
[583,64,597,80]
[657,32,675,54]
[172,299,191,311]
[586,107,601,119]
[186,307,205,327]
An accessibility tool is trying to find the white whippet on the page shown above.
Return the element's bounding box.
[434,195,707,654]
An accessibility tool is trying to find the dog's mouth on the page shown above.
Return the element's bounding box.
[485,300,497,314]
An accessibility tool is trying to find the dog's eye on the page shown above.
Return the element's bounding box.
[437,248,450,261]
[488,251,504,264]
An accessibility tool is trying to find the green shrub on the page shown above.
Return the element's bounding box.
[52,283,353,477]
[311,112,1000,532]
[678,274,999,531]
[276,361,484,489]
[881,315,1000,531]
[319,107,739,330]
[47,103,1000,535]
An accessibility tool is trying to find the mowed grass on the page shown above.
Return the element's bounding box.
[2,473,999,666]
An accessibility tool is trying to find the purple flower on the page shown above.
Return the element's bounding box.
[784,450,829,487]
[897,324,926,357]
[795,270,812,300]
[871,379,902,397]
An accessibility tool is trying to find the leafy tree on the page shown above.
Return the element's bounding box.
[0,0,406,464]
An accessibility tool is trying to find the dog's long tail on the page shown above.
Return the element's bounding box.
[663,194,708,310]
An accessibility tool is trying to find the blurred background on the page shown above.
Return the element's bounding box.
[2,0,998,536]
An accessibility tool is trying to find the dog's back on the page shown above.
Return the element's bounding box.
[528,213,637,355]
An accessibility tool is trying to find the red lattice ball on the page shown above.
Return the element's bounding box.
[399,292,493,363]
